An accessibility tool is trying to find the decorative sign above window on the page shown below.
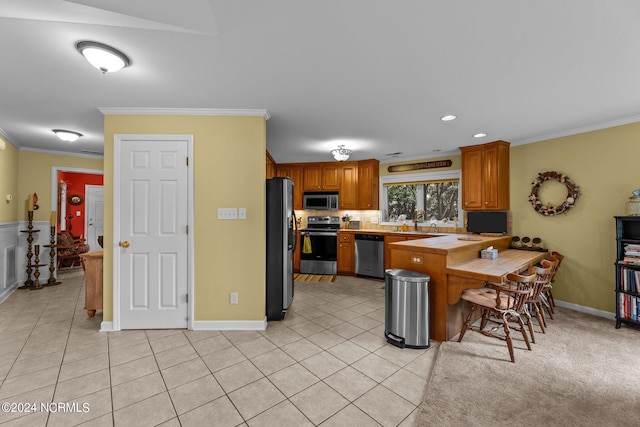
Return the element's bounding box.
[529,171,580,216]
[388,159,452,173]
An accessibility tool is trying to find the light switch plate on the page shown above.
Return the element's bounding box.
[218,208,238,220]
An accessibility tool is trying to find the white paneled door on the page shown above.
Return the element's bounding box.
[85,185,104,252]
[118,136,189,329]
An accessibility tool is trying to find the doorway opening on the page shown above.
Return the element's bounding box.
[50,167,104,253]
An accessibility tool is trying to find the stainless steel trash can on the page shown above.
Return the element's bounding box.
[385,269,430,349]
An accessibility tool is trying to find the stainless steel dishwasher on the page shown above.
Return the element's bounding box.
[354,234,385,278]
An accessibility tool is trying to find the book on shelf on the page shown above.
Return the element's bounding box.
[620,267,640,292]
[619,294,639,321]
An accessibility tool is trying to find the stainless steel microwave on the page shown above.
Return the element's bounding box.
[303,192,339,211]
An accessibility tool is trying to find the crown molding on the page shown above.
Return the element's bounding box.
[0,128,20,148]
[98,107,270,120]
[512,113,640,146]
[19,146,103,159]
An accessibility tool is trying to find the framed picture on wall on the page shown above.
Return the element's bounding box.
[68,194,84,206]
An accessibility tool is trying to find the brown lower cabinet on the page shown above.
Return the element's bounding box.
[337,233,354,275]
[294,232,300,272]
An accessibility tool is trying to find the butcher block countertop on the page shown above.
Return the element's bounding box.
[387,233,511,255]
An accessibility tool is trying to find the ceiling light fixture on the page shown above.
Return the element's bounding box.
[52,129,83,142]
[473,133,488,138]
[76,41,131,73]
[440,114,457,121]
[331,145,352,161]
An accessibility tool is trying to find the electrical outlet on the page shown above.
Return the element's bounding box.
[238,208,246,219]
[218,208,238,220]
[370,216,379,224]
[230,292,238,304]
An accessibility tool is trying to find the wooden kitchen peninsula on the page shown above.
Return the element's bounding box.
[388,234,548,341]
[80,251,103,317]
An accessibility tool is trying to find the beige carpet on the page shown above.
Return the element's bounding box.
[293,273,336,282]
[418,307,640,426]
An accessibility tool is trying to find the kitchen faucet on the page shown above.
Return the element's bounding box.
[430,222,438,233]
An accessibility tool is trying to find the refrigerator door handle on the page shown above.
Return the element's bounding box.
[291,211,298,253]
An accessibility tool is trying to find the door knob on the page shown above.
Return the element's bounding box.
[120,241,130,248]
[89,222,93,226]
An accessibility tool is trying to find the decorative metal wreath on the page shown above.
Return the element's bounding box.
[529,171,580,216]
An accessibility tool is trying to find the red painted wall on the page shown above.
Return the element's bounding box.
[58,171,103,237]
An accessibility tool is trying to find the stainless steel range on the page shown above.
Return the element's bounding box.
[299,216,340,275]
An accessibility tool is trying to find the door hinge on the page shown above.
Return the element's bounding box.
[186,225,188,234]
[186,157,189,166]
[186,294,189,303]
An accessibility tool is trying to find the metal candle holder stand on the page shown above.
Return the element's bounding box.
[30,244,46,290]
[19,211,43,290]
[43,226,61,286]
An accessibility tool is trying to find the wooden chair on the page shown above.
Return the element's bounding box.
[523,262,554,341]
[542,251,564,314]
[458,271,537,363]
[56,231,90,269]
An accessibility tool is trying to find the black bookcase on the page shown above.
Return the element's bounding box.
[614,216,640,329]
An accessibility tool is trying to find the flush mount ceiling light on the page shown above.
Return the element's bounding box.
[473,132,488,138]
[331,145,352,161]
[76,41,131,73]
[440,114,457,121]
[52,129,83,142]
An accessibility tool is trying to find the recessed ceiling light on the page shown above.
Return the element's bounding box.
[440,114,457,121]
[473,133,487,138]
[52,129,83,142]
[432,149,442,152]
[385,152,403,157]
[76,41,131,73]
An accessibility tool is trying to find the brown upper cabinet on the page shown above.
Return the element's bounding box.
[271,158,380,211]
[339,162,358,209]
[275,164,304,210]
[460,140,510,210]
[266,151,276,179]
[303,164,340,191]
[357,159,379,210]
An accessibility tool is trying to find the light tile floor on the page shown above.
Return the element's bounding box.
[0,271,439,426]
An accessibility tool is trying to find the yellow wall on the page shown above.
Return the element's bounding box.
[0,138,19,222]
[17,151,103,221]
[103,114,266,323]
[510,122,640,313]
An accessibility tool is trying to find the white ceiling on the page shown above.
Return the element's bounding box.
[2,0,640,163]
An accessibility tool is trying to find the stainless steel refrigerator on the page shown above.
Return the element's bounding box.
[266,177,296,321]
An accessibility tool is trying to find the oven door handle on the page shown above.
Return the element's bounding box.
[305,232,338,237]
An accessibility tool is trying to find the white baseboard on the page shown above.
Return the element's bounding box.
[100,321,113,332]
[0,283,19,304]
[192,318,267,331]
[555,300,615,319]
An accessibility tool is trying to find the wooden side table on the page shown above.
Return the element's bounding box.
[80,251,103,317]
